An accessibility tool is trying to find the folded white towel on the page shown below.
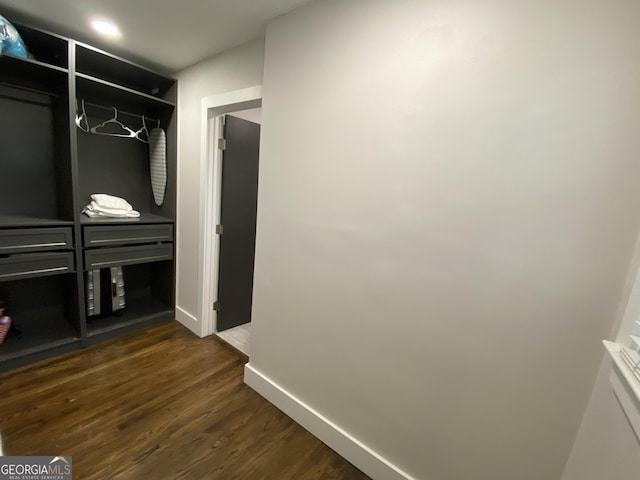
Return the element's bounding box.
[90,201,140,217]
[82,201,140,218]
[91,194,133,211]
[82,207,100,218]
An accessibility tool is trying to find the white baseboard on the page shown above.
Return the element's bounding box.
[175,306,202,337]
[244,363,416,480]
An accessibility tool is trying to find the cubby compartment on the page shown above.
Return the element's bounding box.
[75,89,175,220]
[0,55,67,95]
[0,274,80,366]
[85,260,174,338]
[76,44,175,99]
[13,23,69,69]
[0,23,67,96]
[76,127,156,217]
[0,83,74,225]
[75,74,175,118]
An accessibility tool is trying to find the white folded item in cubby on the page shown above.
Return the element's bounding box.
[90,193,134,211]
[82,201,140,218]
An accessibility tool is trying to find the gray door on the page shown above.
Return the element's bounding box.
[216,115,260,332]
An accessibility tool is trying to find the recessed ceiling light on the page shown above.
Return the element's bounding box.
[91,19,120,37]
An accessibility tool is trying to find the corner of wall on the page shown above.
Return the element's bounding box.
[175,306,202,337]
[244,363,418,480]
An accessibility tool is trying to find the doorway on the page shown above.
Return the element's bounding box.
[190,86,262,356]
[214,109,261,355]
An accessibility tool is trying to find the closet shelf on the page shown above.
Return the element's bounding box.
[86,295,174,339]
[76,73,175,113]
[0,215,74,228]
[0,322,80,363]
[0,54,68,74]
[0,55,68,93]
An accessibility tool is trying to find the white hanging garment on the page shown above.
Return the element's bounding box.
[149,127,167,206]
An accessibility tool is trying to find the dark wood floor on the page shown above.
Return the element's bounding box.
[0,321,369,479]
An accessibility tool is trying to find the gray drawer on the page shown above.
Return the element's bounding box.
[0,252,75,282]
[83,224,173,247]
[0,227,73,254]
[84,244,173,270]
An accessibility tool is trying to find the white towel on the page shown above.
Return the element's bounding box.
[82,201,140,218]
[91,194,133,211]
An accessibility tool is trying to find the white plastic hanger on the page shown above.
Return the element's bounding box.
[75,99,90,133]
[90,107,136,138]
[134,115,150,143]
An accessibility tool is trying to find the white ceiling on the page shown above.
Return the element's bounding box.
[0,0,313,73]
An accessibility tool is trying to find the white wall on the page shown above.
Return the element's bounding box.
[561,231,640,480]
[176,38,264,329]
[248,0,640,479]
[562,358,640,480]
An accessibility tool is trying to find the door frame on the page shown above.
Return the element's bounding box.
[197,86,262,337]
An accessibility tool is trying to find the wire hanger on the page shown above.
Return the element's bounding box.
[90,107,137,138]
[75,99,90,133]
[134,115,149,143]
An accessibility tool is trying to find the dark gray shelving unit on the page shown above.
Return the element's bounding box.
[0,21,177,372]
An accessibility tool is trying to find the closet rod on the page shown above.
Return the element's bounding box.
[80,100,160,125]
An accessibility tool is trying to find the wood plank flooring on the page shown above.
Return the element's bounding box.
[0,321,369,480]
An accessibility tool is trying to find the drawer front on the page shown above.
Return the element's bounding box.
[0,252,75,282]
[83,224,174,248]
[84,244,173,270]
[0,227,73,254]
